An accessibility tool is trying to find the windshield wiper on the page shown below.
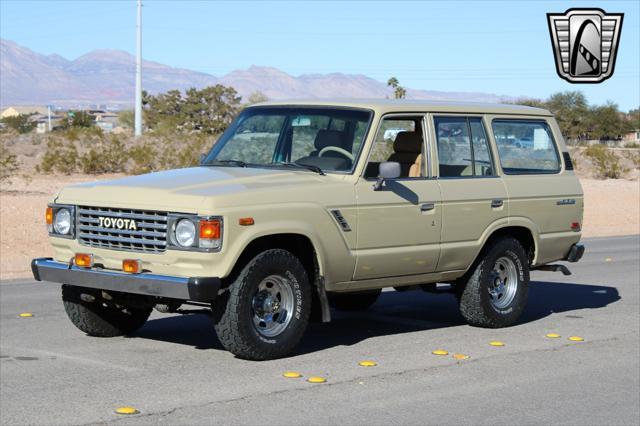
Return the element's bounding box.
[270,162,325,176]
[205,159,248,168]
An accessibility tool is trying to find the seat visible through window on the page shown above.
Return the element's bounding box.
[387,131,423,177]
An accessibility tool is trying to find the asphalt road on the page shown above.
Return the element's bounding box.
[1,235,639,425]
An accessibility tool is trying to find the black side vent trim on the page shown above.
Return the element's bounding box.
[330,210,351,232]
[562,152,574,170]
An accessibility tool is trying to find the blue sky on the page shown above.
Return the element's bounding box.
[1,0,638,110]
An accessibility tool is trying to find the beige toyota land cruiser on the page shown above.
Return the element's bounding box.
[32,100,585,360]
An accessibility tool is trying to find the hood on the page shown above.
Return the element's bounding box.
[56,166,330,213]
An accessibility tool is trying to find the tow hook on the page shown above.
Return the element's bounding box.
[532,264,572,276]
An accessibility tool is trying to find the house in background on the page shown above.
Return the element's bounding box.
[1,105,49,119]
[623,130,640,145]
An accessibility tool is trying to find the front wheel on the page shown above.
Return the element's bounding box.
[457,237,529,328]
[212,249,311,360]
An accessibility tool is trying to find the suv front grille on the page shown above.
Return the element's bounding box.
[77,206,168,253]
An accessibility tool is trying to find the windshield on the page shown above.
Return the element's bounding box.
[203,107,372,173]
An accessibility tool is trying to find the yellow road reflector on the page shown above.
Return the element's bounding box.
[282,371,302,378]
[358,360,377,367]
[114,407,139,415]
[605,258,612,262]
[307,376,326,383]
[452,353,470,360]
[568,336,584,342]
[489,341,505,347]
[18,313,33,318]
[546,333,561,338]
[432,349,449,356]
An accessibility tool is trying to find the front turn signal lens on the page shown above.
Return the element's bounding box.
[122,259,141,274]
[200,219,221,240]
[46,207,53,232]
[74,253,93,268]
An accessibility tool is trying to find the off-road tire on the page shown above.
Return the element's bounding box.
[457,237,529,328]
[62,285,152,337]
[212,249,311,360]
[328,289,381,311]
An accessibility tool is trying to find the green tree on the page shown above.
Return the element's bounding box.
[545,91,589,141]
[0,114,36,133]
[387,77,407,99]
[143,85,242,134]
[588,102,625,140]
[58,110,94,129]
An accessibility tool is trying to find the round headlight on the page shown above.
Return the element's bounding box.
[53,208,71,235]
[175,219,196,247]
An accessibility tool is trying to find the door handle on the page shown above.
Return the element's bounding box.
[491,199,504,208]
[420,203,435,212]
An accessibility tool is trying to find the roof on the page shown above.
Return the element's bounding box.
[252,99,552,116]
[1,106,49,118]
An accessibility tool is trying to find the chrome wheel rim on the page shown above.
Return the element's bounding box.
[488,256,518,309]
[251,275,294,337]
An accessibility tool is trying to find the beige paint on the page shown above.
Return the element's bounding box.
[48,100,582,293]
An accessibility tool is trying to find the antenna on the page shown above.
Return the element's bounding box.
[134,0,143,137]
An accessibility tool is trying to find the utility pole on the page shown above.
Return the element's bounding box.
[47,105,52,132]
[134,0,143,137]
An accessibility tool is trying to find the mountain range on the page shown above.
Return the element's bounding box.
[1,39,508,107]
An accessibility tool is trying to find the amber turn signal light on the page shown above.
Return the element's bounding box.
[74,253,93,268]
[239,217,255,226]
[122,259,141,274]
[200,219,221,240]
[45,207,53,224]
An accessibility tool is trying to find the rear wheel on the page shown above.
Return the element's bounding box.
[62,285,152,337]
[328,289,381,311]
[212,249,311,360]
[457,237,529,328]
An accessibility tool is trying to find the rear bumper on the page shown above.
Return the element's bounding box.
[565,244,585,263]
[31,258,220,302]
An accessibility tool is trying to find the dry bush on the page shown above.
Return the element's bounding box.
[31,131,216,176]
[584,144,627,179]
[0,140,19,182]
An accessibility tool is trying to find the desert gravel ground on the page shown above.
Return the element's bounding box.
[1,174,638,279]
[0,235,638,425]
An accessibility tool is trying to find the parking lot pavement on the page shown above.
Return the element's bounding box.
[1,235,638,425]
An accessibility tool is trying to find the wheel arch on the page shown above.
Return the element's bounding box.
[225,232,331,322]
[477,224,538,269]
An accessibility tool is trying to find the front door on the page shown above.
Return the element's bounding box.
[354,115,442,280]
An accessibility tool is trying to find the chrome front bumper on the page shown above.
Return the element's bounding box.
[31,258,221,302]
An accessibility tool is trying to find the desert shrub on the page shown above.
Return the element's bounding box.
[0,141,19,181]
[157,134,213,170]
[37,138,78,174]
[128,140,158,175]
[624,150,640,169]
[79,135,128,174]
[584,144,627,179]
[625,142,640,149]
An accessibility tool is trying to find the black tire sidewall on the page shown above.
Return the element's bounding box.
[478,239,529,323]
[233,250,311,352]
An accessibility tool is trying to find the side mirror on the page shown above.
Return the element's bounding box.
[373,161,401,190]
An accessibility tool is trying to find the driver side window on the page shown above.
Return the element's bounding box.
[365,117,425,178]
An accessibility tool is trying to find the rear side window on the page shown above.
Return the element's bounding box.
[435,116,494,177]
[492,120,560,174]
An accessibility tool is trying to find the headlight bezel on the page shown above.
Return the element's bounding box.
[167,214,223,252]
[47,204,76,239]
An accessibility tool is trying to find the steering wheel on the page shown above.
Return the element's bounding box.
[318,146,354,162]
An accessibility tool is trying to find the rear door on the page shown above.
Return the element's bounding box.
[490,116,583,264]
[432,115,509,272]
[354,114,442,279]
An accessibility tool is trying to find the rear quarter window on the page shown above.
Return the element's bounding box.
[491,119,560,174]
